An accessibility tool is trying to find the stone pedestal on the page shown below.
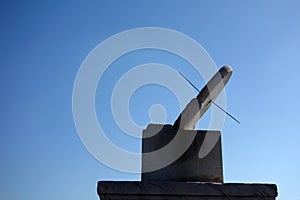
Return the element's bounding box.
[97,181,278,200]
[97,124,277,200]
[142,124,223,183]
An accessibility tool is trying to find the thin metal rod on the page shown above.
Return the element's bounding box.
[178,71,240,124]
[210,101,240,124]
[178,71,200,92]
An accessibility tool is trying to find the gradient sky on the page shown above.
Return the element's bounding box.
[1,1,300,200]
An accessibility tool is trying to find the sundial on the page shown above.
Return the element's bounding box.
[97,66,278,200]
[141,66,235,182]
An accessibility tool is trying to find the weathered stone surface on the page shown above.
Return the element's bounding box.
[142,124,223,183]
[97,181,278,200]
[173,66,232,130]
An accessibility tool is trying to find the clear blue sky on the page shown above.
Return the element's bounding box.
[1,1,300,199]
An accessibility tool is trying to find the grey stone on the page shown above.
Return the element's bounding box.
[142,124,223,183]
[97,181,278,200]
[173,66,232,130]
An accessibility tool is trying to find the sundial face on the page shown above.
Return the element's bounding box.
[174,66,235,130]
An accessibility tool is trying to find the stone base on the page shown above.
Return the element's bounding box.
[97,181,278,200]
[142,124,223,183]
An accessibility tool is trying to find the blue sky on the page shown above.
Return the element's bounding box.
[1,0,300,199]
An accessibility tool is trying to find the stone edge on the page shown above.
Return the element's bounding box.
[97,181,278,197]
